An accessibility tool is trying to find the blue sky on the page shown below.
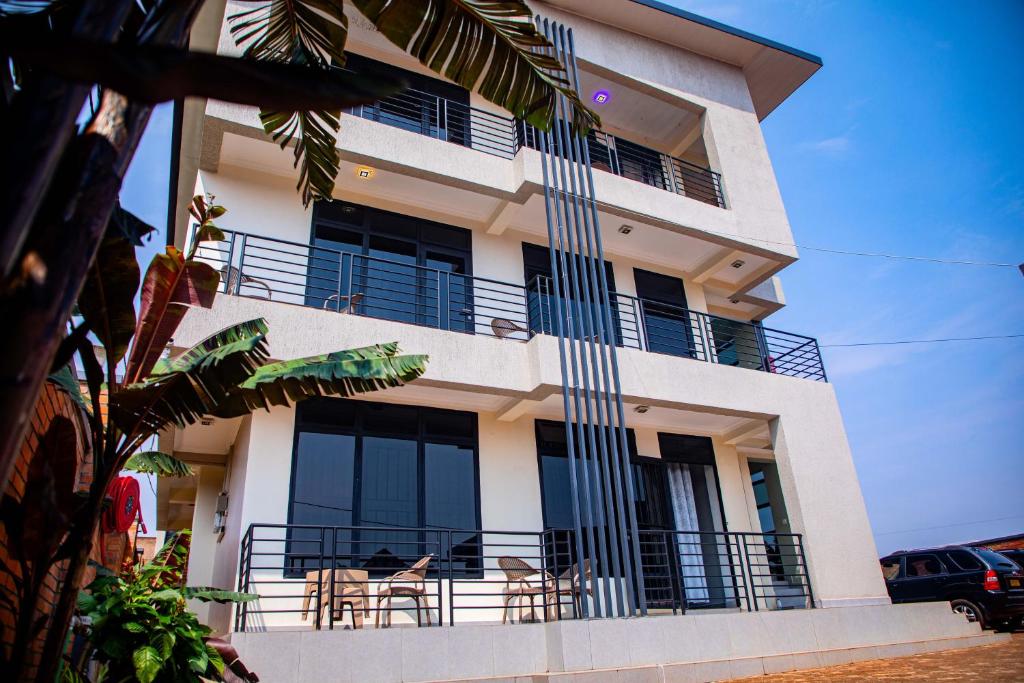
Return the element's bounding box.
[120,1,1023,554]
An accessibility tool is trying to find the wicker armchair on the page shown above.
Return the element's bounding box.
[497,556,555,624]
[374,554,434,628]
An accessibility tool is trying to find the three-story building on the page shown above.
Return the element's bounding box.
[159,2,1000,681]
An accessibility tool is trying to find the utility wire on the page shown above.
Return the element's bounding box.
[822,334,1024,348]
[695,227,1018,269]
[876,514,1024,537]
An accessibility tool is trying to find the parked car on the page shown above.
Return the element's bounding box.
[994,548,1024,569]
[880,545,1024,630]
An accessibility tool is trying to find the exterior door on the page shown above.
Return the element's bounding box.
[633,268,694,358]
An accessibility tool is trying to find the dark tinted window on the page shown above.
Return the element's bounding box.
[905,554,944,577]
[658,433,715,466]
[976,549,1020,570]
[944,549,983,572]
[288,399,480,575]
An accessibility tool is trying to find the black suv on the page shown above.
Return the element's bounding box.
[880,545,1024,629]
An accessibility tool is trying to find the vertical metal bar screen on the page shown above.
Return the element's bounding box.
[536,17,647,618]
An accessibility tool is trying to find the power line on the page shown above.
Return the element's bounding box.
[876,514,1024,537]
[695,227,1019,269]
[822,334,1024,348]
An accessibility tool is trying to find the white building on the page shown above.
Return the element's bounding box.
[161,2,1003,680]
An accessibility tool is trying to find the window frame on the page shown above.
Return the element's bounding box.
[903,553,947,579]
[285,398,482,577]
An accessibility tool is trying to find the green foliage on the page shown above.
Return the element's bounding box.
[77,531,254,683]
[352,0,599,132]
[123,451,194,478]
[227,0,597,206]
[111,316,427,433]
[78,206,149,364]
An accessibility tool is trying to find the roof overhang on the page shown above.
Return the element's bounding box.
[539,0,822,120]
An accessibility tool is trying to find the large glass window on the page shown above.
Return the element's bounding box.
[307,201,473,332]
[287,399,480,576]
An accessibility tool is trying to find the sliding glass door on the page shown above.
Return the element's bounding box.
[308,200,474,330]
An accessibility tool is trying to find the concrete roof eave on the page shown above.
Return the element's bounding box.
[540,0,823,121]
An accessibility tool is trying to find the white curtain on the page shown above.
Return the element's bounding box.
[666,464,709,602]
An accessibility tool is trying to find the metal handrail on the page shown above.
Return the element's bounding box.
[338,80,726,206]
[525,275,826,381]
[234,523,813,630]
[192,228,825,381]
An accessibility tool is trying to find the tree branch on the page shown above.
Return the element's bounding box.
[2,29,406,111]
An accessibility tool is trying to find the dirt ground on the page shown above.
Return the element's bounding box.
[733,631,1024,682]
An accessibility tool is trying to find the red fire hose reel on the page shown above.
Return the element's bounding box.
[103,475,146,534]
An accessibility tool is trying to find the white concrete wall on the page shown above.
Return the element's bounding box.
[187,465,225,625]
[203,2,797,262]
[227,603,1002,683]
[176,295,885,608]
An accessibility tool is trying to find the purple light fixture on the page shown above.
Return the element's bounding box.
[592,89,611,105]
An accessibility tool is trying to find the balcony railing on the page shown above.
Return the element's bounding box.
[342,85,725,206]
[520,126,726,208]
[528,276,827,381]
[346,87,520,159]
[192,229,826,381]
[235,523,813,630]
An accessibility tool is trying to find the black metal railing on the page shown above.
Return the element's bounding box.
[526,276,826,381]
[519,125,725,208]
[346,87,519,159]
[340,84,725,206]
[235,524,812,631]
[193,229,825,380]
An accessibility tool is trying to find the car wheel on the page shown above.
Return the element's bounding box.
[950,599,986,629]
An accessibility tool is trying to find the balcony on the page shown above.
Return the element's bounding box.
[345,86,726,208]
[194,229,825,382]
[235,523,813,631]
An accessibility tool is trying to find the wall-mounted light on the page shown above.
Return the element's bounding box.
[731,259,745,269]
[592,89,611,105]
[634,405,650,414]
[618,224,633,235]
[356,166,375,179]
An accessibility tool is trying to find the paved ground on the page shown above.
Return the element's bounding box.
[734,632,1024,682]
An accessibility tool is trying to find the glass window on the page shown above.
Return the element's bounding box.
[288,399,480,576]
[288,432,356,571]
[309,200,474,329]
[944,550,983,572]
[880,558,901,580]
[905,554,944,577]
[426,443,480,573]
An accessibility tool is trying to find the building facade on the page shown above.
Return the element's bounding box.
[161,1,1002,680]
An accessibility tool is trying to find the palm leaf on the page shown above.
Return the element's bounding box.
[111,319,271,436]
[228,0,351,207]
[210,342,428,418]
[78,206,149,364]
[182,587,258,603]
[351,0,599,133]
[123,247,220,385]
[261,108,342,206]
[229,0,348,66]
[124,451,194,478]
